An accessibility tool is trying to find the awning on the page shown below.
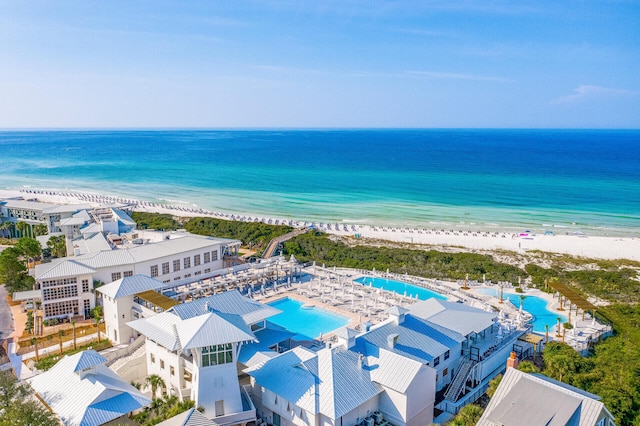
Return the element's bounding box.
[135,290,179,311]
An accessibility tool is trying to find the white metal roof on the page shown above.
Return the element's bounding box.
[169,290,281,325]
[407,298,497,337]
[477,367,612,426]
[246,346,382,420]
[98,274,165,299]
[368,348,424,393]
[176,312,256,350]
[27,350,151,426]
[36,259,97,280]
[129,309,256,351]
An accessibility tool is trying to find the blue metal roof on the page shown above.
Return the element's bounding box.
[356,315,463,364]
[80,392,150,426]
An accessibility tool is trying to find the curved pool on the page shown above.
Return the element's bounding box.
[474,287,566,333]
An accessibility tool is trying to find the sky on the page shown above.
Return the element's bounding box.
[1,0,639,128]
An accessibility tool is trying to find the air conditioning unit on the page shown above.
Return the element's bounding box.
[373,411,383,423]
[365,417,375,426]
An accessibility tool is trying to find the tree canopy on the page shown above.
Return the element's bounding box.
[0,370,58,426]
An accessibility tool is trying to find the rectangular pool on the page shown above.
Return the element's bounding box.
[267,297,350,340]
[354,276,447,301]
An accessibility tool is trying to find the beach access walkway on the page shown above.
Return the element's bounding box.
[261,227,310,259]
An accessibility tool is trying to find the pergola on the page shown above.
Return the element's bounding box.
[546,281,597,320]
[134,290,180,313]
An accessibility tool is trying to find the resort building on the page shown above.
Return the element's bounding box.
[127,290,282,426]
[27,350,151,426]
[478,366,616,426]
[0,197,91,237]
[97,274,170,344]
[34,231,241,320]
[245,298,532,425]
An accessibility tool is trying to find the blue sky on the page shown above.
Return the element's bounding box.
[1,1,639,128]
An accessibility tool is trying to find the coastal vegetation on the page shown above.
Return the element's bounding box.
[130,211,182,231]
[0,237,39,293]
[0,369,59,426]
[284,231,527,282]
[183,217,293,253]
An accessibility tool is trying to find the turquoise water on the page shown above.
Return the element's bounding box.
[474,287,566,333]
[2,129,639,235]
[266,297,349,340]
[355,276,447,301]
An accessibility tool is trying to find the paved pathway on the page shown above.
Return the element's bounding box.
[0,284,14,342]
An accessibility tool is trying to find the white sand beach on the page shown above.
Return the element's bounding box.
[2,188,639,261]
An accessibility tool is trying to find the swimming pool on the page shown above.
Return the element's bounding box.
[267,297,350,340]
[354,276,447,301]
[474,287,566,333]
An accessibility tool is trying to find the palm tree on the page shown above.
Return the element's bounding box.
[71,320,77,350]
[556,317,562,337]
[146,374,166,398]
[15,221,28,238]
[33,224,48,237]
[92,306,103,343]
[545,324,549,343]
[30,337,39,362]
[0,221,14,238]
[58,329,65,354]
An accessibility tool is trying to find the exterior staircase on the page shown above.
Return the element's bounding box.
[444,359,475,402]
[262,227,310,259]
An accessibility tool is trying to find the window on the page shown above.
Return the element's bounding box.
[204,268,211,273]
[183,257,191,269]
[184,274,191,278]
[160,360,165,369]
[201,344,233,367]
[150,265,159,278]
[273,412,281,426]
[150,354,155,363]
[124,270,133,277]
[444,350,450,360]
[443,368,448,377]
[174,276,181,281]
[42,285,78,301]
[212,250,218,261]
[43,300,79,317]
[82,279,89,293]
[173,260,180,271]
[204,252,211,264]
[194,254,201,266]
[194,271,201,276]
[170,366,175,376]
[215,400,225,417]
[434,356,440,367]
[111,272,122,282]
[162,262,170,275]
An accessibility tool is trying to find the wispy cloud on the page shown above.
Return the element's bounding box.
[407,70,509,82]
[551,85,638,105]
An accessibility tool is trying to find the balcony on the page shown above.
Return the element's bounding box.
[210,385,256,426]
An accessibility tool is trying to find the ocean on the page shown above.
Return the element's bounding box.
[2,129,639,236]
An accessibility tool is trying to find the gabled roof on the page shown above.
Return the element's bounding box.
[27,350,151,426]
[246,346,383,420]
[368,348,424,393]
[176,312,256,350]
[335,327,359,340]
[407,298,497,336]
[169,290,281,325]
[36,259,97,280]
[98,274,165,299]
[477,368,613,426]
[356,315,463,364]
[128,308,257,351]
[70,350,108,372]
[129,312,182,350]
[157,408,218,426]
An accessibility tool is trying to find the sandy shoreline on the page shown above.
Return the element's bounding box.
[2,188,639,262]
